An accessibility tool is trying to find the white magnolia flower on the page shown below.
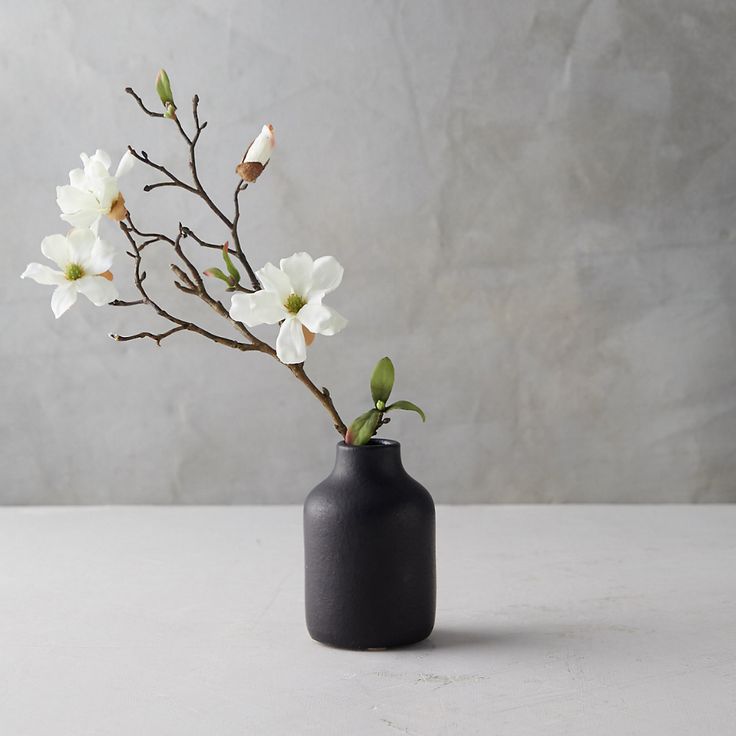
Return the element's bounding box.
[21,229,118,319]
[56,149,135,229]
[236,124,275,182]
[230,252,347,364]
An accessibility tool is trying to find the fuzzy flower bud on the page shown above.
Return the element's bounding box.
[236,124,275,183]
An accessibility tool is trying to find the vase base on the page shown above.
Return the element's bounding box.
[308,626,434,651]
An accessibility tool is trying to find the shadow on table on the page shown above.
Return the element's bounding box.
[406,624,558,652]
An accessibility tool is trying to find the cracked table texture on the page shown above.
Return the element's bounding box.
[0,505,734,735]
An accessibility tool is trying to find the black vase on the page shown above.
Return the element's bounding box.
[304,439,436,650]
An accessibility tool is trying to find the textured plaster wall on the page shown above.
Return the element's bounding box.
[2,0,736,503]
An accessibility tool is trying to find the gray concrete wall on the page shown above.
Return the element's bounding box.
[3,0,736,503]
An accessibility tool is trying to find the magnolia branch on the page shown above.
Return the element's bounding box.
[231,180,250,276]
[126,146,197,194]
[124,87,164,118]
[110,221,262,354]
[124,216,264,346]
[124,87,259,290]
[111,325,187,345]
[117,87,348,436]
[288,365,348,435]
[175,97,259,290]
[110,298,145,307]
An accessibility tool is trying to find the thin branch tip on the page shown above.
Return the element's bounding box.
[126,86,165,118]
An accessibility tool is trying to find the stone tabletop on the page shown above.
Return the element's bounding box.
[0,506,734,735]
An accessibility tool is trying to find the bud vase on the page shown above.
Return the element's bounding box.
[304,439,436,649]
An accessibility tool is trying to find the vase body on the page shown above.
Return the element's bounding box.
[304,439,436,649]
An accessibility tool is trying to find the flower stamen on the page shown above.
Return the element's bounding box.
[284,293,306,314]
[65,263,85,281]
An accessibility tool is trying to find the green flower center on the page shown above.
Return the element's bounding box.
[65,263,85,281]
[284,293,306,314]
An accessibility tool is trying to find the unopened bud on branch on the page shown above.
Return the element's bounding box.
[236,124,275,182]
[155,69,176,118]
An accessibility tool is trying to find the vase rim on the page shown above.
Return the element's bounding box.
[338,439,399,450]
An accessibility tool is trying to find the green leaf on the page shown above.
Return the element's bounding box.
[222,243,240,284]
[155,69,175,108]
[345,409,381,445]
[385,400,426,422]
[203,267,232,286]
[370,357,395,406]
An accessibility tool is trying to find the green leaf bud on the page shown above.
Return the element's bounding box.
[221,242,241,284]
[203,267,232,286]
[155,69,175,109]
[345,409,381,445]
[370,356,395,406]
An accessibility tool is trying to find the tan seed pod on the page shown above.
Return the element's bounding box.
[107,193,128,221]
[236,161,265,183]
[303,325,316,346]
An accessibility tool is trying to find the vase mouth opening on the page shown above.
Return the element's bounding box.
[338,439,400,450]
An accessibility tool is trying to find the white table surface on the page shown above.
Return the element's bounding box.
[0,506,734,735]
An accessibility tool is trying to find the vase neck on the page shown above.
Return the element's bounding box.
[332,440,405,477]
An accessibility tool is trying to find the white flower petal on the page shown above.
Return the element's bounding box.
[244,124,275,165]
[91,149,112,171]
[298,303,347,336]
[41,234,71,268]
[279,252,313,297]
[230,290,286,326]
[96,178,119,211]
[257,262,293,301]
[276,317,307,364]
[114,150,135,178]
[60,210,101,229]
[86,160,109,180]
[85,237,116,274]
[69,168,86,189]
[51,283,78,318]
[307,256,344,301]
[67,228,97,266]
[75,275,118,305]
[21,263,66,286]
[56,185,98,215]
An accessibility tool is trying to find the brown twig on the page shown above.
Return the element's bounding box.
[127,146,197,194]
[179,225,219,249]
[179,100,259,289]
[110,298,145,307]
[110,325,187,345]
[127,88,259,288]
[231,180,252,280]
[115,221,263,354]
[125,213,174,244]
[229,283,255,293]
[288,364,347,436]
[170,264,196,290]
[143,181,182,192]
[124,87,164,118]
[117,86,348,436]
[173,280,197,295]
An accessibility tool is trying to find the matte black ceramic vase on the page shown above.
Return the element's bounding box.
[304,439,436,650]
